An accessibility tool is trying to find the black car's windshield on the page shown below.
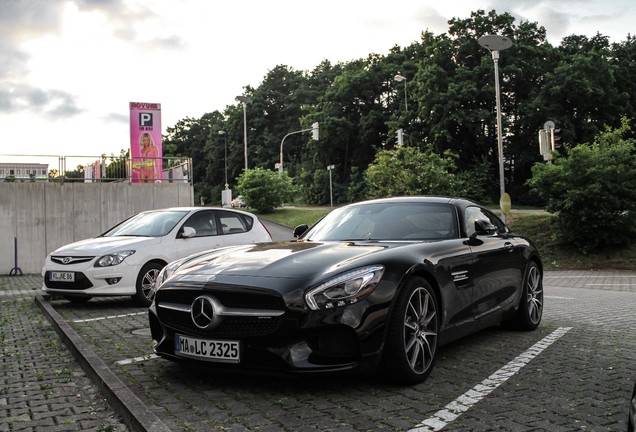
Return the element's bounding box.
[103,210,189,237]
[304,203,458,241]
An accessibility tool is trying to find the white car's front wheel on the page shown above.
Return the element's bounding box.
[133,262,164,307]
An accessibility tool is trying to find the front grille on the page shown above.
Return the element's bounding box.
[160,308,283,337]
[44,272,93,290]
[51,256,95,265]
[158,289,284,311]
[156,287,286,338]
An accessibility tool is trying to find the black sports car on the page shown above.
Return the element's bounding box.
[149,196,543,384]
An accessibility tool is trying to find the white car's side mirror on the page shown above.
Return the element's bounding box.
[181,226,196,238]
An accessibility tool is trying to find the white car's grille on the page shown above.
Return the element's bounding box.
[51,256,95,265]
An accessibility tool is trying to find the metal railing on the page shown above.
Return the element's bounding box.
[0,154,192,184]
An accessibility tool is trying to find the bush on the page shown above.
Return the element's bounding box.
[236,168,295,213]
[527,118,636,252]
[364,146,461,198]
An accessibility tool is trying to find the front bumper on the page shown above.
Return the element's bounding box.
[42,261,138,297]
[149,285,388,375]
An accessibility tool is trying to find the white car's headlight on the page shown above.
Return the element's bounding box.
[305,265,384,311]
[94,250,135,267]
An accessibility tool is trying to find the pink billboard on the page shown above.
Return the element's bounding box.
[130,102,162,183]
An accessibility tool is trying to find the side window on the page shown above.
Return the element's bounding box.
[218,211,253,235]
[464,206,497,237]
[483,209,507,233]
[183,211,218,237]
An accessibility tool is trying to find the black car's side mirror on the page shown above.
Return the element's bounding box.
[474,219,497,236]
[465,220,496,246]
[293,224,309,238]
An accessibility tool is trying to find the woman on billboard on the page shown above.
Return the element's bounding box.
[139,132,159,182]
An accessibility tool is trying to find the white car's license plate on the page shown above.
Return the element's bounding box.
[51,271,75,282]
[175,334,240,363]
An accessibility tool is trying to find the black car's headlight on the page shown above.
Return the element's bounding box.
[153,259,182,293]
[94,250,135,267]
[305,265,384,310]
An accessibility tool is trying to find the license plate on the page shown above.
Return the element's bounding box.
[175,334,240,363]
[51,271,75,282]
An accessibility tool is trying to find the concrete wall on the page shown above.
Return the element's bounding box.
[1,182,193,274]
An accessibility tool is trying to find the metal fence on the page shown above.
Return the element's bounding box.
[0,154,192,184]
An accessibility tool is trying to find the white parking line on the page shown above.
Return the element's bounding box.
[585,283,636,286]
[73,311,147,323]
[409,327,572,432]
[116,354,159,366]
[545,296,575,300]
[544,275,636,278]
[0,290,37,296]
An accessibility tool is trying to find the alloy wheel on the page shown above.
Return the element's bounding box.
[403,287,438,374]
[526,264,543,324]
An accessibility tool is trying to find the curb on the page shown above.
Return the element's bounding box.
[35,295,171,432]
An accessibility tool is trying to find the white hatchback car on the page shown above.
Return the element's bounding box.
[42,207,272,306]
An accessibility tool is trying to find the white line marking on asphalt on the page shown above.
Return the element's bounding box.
[0,290,37,296]
[116,354,159,366]
[545,296,575,299]
[409,327,572,432]
[544,275,636,278]
[73,311,147,323]
[585,283,636,286]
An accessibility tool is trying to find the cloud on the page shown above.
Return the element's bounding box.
[104,112,129,124]
[0,82,82,118]
[0,1,76,116]
[0,0,66,42]
[0,0,183,120]
[412,6,453,36]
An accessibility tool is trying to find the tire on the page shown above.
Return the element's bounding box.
[381,277,439,384]
[133,262,164,307]
[65,296,91,303]
[506,261,543,330]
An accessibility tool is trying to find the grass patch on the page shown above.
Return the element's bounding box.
[255,207,332,229]
[257,207,636,271]
[506,212,636,271]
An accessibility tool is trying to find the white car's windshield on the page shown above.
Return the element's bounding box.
[304,203,458,241]
[103,210,189,237]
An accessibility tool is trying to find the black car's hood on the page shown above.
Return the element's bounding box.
[170,240,389,284]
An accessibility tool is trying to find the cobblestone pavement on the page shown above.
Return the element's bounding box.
[0,275,128,432]
[1,271,635,431]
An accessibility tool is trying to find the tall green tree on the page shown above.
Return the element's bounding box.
[163,112,224,202]
[539,34,628,150]
[161,9,636,209]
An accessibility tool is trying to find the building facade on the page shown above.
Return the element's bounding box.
[0,162,49,181]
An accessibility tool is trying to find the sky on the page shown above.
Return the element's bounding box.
[1,0,634,166]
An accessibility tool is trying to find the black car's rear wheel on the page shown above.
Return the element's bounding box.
[505,261,543,330]
[133,262,163,307]
[381,276,439,384]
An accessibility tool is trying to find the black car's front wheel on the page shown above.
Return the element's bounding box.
[381,276,439,384]
[505,261,543,330]
[133,262,164,307]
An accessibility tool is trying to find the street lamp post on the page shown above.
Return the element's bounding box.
[327,164,335,207]
[236,95,252,171]
[394,74,408,112]
[279,122,319,173]
[218,130,228,188]
[478,34,513,223]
